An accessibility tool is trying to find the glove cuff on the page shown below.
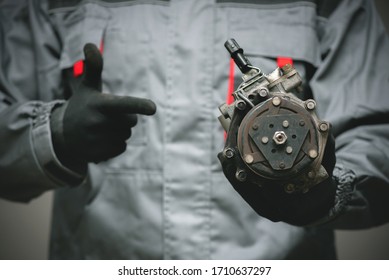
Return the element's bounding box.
[308,164,356,226]
[50,101,87,175]
[50,101,68,154]
[330,165,356,217]
[32,101,86,186]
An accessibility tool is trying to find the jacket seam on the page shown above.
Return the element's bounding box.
[48,0,170,13]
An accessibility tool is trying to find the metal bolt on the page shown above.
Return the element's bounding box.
[223,148,235,159]
[252,124,259,130]
[236,100,246,110]
[299,120,305,126]
[261,136,269,144]
[285,184,295,193]
[259,88,269,97]
[273,131,288,145]
[282,120,289,128]
[286,146,293,154]
[272,96,281,106]
[235,170,247,182]
[244,154,254,164]
[307,171,316,179]
[308,149,318,159]
[319,122,329,132]
[279,162,286,169]
[305,100,316,110]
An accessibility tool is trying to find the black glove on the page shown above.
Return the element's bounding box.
[51,43,156,171]
[218,128,337,226]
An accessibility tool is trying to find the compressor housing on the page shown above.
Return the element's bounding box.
[219,39,330,193]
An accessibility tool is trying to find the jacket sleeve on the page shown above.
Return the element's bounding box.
[0,0,85,202]
[311,0,389,228]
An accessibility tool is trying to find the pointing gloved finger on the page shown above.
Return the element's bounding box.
[114,113,138,128]
[83,43,103,91]
[97,95,157,116]
[86,113,137,139]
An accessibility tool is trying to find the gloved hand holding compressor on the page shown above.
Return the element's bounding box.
[218,39,338,226]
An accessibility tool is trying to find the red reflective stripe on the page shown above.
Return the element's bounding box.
[224,58,236,139]
[73,39,104,77]
[99,39,104,54]
[277,56,293,68]
[226,58,235,105]
[73,60,84,77]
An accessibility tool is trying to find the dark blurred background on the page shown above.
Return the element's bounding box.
[0,0,388,260]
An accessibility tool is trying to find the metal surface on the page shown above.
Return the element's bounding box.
[219,38,330,193]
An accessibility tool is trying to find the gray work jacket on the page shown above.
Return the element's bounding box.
[1,0,389,259]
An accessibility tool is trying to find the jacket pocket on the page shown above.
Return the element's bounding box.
[225,2,320,68]
[221,1,321,88]
[54,4,110,70]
